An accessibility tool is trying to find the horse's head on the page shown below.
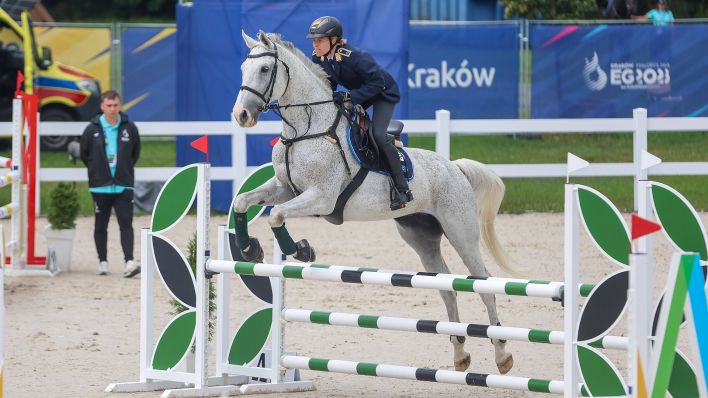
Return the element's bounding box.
[233,30,290,127]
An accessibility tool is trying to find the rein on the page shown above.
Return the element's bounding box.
[239,43,352,195]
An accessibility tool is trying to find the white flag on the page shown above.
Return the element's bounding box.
[567,152,590,175]
[640,150,662,171]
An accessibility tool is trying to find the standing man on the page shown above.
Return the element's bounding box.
[80,90,141,277]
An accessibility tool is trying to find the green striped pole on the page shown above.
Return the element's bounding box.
[290,262,596,298]
[281,355,588,395]
[207,261,564,299]
[282,309,627,350]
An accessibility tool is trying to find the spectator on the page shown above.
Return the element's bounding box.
[80,90,141,277]
[633,0,674,26]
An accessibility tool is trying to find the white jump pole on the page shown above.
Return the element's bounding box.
[563,183,580,398]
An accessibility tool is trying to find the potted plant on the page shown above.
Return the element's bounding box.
[45,182,80,272]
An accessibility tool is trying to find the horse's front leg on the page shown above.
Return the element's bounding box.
[232,178,295,262]
[268,189,335,262]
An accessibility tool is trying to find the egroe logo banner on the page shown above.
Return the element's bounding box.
[584,52,671,91]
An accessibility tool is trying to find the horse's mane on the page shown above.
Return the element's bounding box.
[258,33,331,89]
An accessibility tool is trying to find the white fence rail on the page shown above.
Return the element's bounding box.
[1,108,707,196]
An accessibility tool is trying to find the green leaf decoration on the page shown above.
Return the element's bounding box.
[577,345,626,396]
[228,163,275,229]
[152,310,196,370]
[228,307,272,366]
[152,165,198,233]
[668,349,699,398]
[651,182,708,261]
[577,186,630,267]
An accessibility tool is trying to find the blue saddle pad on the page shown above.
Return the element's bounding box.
[345,119,414,181]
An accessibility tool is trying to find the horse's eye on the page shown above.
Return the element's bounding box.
[261,65,270,73]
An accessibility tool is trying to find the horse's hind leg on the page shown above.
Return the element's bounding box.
[435,209,513,374]
[394,214,471,372]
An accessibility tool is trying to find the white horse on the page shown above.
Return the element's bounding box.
[232,30,515,374]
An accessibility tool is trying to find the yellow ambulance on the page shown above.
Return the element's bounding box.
[0,8,101,149]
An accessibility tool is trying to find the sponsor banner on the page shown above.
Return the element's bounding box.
[408,24,520,119]
[531,23,708,117]
[122,27,177,121]
[34,26,111,91]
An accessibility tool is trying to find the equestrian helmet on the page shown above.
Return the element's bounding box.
[307,16,343,39]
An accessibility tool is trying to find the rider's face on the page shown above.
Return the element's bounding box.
[312,37,334,58]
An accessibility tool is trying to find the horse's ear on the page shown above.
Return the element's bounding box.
[258,30,272,48]
[242,30,258,49]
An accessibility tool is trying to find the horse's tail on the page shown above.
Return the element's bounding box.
[453,159,516,276]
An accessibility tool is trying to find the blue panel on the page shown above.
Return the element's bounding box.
[408,24,520,118]
[531,24,708,118]
[122,28,177,121]
[176,0,408,212]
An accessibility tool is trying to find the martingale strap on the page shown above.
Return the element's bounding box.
[279,105,350,196]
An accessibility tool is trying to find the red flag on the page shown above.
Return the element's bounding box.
[270,136,280,147]
[190,135,209,154]
[631,214,662,240]
[15,70,24,97]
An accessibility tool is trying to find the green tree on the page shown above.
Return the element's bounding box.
[501,0,602,19]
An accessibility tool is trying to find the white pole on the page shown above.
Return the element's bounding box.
[563,184,580,398]
[270,240,284,385]
[215,224,230,379]
[35,111,40,216]
[139,228,153,381]
[0,225,4,382]
[11,98,23,267]
[231,115,247,200]
[195,163,210,388]
[629,180,653,397]
[633,108,648,211]
[435,109,451,160]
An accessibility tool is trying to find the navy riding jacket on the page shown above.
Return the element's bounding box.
[311,43,400,108]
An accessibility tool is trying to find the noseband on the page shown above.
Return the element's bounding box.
[239,46,291,112]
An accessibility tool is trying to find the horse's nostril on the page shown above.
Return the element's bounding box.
[239,110,249,123]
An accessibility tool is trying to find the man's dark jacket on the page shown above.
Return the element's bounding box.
[80,112,140,188]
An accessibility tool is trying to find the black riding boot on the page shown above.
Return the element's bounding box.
[381,143,413,210]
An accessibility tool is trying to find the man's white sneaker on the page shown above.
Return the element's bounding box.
[98,261,109,276]
[123,260,140,278]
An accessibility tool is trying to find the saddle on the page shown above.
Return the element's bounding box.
[345,106,413,180]
[322,107,413,225]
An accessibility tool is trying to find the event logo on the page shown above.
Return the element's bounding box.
[408,60,495,89]
[583,52,608,91]
[583,52,671,91]
[609,61,671,90]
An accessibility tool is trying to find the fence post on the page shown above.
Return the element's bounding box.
[231,114,247,200]
[632,108,648,212]
[435,109,451,160]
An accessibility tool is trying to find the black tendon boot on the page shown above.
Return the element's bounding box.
[382,143,413,210]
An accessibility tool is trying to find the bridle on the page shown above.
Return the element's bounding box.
[238,42,353,195]
[239,45,291,112]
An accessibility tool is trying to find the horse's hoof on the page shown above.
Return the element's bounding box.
[454,353,471,372]
[293,239,316,262]
[496,353,514,374]
[241,237,264,263]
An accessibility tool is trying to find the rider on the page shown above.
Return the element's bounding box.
[307,16,412,210]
